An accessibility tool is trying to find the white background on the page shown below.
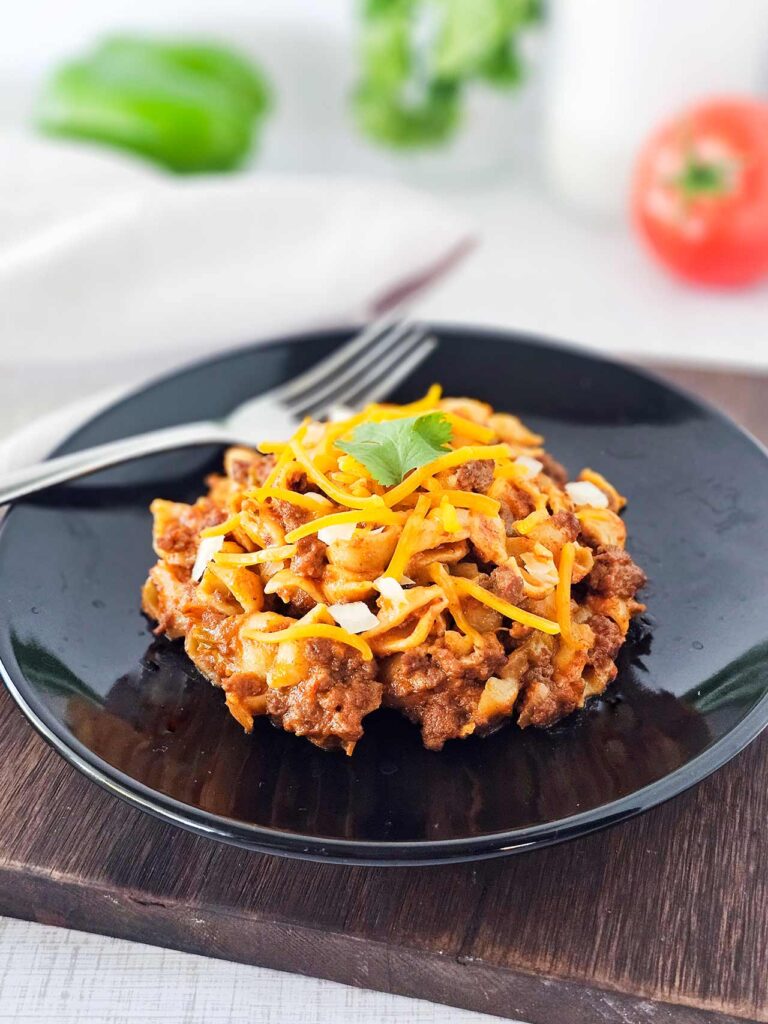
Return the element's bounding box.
[3,0,768,371]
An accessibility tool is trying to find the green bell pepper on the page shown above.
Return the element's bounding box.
[36,35,272,173]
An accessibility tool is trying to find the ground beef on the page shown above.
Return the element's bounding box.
[587,613,623,670]
[382,635,506,750]
[485,565,525,605]
[551,510,580,540]
[154,499,225,566]
[538,451,568,486]
[283,467,310,493]
[142,563,197,638]
[286,588,317,616]
[226,451,275,486]
[455,459,494,493]
[290,535,327,579]
[266,638,382,754]
[185,615,243,688]
[514,634,580,728]
[267,498,308,535]
[588,546,647,599]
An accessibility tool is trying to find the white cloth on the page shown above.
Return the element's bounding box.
[0,132,470,368]
[0,132,470,468]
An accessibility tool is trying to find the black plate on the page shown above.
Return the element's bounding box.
[2,326,768,865]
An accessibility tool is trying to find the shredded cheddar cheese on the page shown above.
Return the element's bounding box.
[242,622,374,660]
[438,496,461,533]
[251,486,334,512]
[494,463,530,481]
[513,508,550,535]
[431,489,500,516]
[555,541,576,644]
[443,413,496,444]
[385,493,431,580]
[381,444,511,507]
[214,544,297,566]
[452,577,561,635]
[200,513,243,538]
[290,439,385,509]
[428,563,482,644]
[285,507,405,543]
[256,441,289,455]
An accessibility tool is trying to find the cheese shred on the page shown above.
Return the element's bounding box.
[243,622,374,660]
[555,541,576,644]
[452,577,561,635]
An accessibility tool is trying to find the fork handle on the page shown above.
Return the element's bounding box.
[0,420,231,506]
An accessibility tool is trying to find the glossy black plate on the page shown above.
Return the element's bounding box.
[2,326,768,865]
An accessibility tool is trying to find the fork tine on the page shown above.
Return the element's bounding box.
[298,333,437,419]
[288,322,431,419]
[346,338,438,409]
[275,312,408,404]
[292,325,430,419]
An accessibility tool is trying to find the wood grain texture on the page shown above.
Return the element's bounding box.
[0,363,766,1024]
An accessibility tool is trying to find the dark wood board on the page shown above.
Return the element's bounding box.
[0,362,766,1024]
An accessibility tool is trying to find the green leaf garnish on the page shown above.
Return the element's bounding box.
[337,412,453,486]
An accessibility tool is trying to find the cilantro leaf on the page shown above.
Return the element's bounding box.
[337,412,453,486]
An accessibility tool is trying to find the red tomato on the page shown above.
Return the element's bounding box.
[632,98,768,287]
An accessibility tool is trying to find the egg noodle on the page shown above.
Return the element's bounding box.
[142,387,646,754]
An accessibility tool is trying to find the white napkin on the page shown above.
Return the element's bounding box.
[0,132,472,470]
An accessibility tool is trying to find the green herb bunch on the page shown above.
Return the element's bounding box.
[352,0,542,150]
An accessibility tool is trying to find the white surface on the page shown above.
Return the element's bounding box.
[0,134,470,367]
[0,0,350,76]
[420,180,768,371]
[0,918,513,1024]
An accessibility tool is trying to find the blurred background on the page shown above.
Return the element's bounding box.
[1,0,768,424]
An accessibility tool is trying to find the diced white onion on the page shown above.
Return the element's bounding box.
[514,455,544,478]
[520,552,558,585]
[191,535,225,582]
[304,491,328,503]
[317,522,357,544]
[328,602,380,633]
[374,575,407,605]
[566,481,609,508]
[369,526,386,535]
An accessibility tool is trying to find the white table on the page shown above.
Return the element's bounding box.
[0,919,509,1024]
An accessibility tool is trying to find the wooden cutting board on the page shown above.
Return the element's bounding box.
[0,363,766,1024]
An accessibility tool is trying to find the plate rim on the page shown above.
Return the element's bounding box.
[2,323,768,864]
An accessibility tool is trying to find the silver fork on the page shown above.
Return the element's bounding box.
[0,319,437,505]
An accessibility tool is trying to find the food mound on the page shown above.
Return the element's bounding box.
[142,387,647,754]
